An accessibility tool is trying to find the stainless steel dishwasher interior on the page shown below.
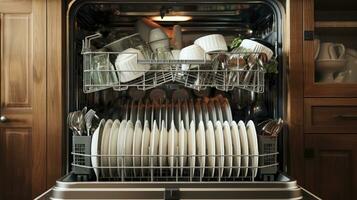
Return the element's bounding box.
[56,1,305,199]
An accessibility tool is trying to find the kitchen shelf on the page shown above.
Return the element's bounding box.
[315,21,357,28]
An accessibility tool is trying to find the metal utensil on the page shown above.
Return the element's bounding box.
[84,109,98,136]
[72,111,86,136]
[67,112,80,135]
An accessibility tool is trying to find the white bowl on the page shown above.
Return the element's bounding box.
[239,39,274,60]
[194,34,228,53]
[179,44,211,70]
[115,48,151,83]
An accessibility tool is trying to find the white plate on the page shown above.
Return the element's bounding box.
[221,98,233,123]
[140,120,151,175]
[108,120,120,178]
[208,99,217,125]
[182,100,190,131]
[214,99,224,123]
[100,119,113,178]
[206,121,216,177]
[231,121,241,177]
[155,101,162,130]
[246,120,259,178]
[159,120,168,174]
[149,120,160,167]
[195,100,203,128]
[223,121,233,177]
[168,100,173,130]
[144,99,151,126]
[123,121,134,176]
[162,100,168,129]
[179,121,188,176]
[201,100,210,126]
[116,120,127,176]
[238,120,249,177]
[196,121,206,177]
[174,100,181,130]
[214,121,224,178]
[91,119,105,180]
[187,120,196,177]
[132,120,143,177]
[188,100,195,125]
[168,120,178,176]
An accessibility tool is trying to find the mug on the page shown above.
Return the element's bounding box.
[317,42,345,60]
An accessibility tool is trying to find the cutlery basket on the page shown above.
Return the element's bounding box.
[72,136,92,177]
[258,135,278,177]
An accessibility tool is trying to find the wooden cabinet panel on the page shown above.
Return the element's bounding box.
[0,128,32,200]
[304,134,357,200]
[304,98,357,133]
[1,13,32,109]
[0,0,47,199]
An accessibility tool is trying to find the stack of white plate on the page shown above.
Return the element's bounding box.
[90,97,259,180]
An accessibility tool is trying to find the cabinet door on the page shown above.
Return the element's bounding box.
[304,134,357,200]
[303,0,357,97]
[0,0,46,199]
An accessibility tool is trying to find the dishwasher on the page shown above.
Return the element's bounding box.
[37,0,320,199]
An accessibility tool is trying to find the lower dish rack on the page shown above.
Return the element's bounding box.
[71,134,278,182]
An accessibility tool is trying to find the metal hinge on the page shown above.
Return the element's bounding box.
[304,31,314,41]
[164,188,180,200]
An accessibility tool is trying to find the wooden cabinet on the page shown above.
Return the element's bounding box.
[303,0,357,97]
[301,1,357,199]
[304,98,357,133]
[0,0,62,199]
[304,134,357,200]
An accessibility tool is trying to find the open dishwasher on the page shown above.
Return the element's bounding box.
[37,0,321,199]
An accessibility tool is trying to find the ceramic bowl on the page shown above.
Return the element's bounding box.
[114,48,151,83]
[179,44,211,70]
[194,34,228,53]
[238,39,274,60]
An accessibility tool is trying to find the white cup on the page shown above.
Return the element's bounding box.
[179,44,211,70]
[238,39,274,60]
[194,34,228,53]
[114,48,151,83]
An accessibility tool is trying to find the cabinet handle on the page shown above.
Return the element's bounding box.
[336,115,357,119]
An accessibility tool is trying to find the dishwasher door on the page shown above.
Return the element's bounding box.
[35,173,321,200]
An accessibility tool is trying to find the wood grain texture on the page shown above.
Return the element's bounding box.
[0,128,32,200]
[0,1,46,198]
[304,134,357,200]
[286,0,305,184]
[46,0,64,187]
[31,0,47,198]
[305,98,357,133]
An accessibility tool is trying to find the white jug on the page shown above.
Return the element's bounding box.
[317,42,345,60]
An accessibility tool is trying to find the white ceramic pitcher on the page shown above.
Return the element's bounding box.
[317,42,345,60]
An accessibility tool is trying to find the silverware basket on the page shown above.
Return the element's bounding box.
[72,136,92,176]
[258,135,278,177]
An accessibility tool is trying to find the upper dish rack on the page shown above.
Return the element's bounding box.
[82,33,266,93]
